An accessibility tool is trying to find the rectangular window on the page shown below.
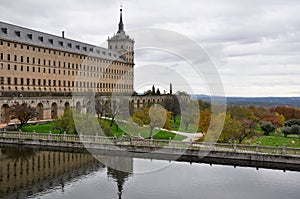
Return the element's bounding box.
[32,79,35,86]
[7,77,11,85]
[43,79,46,86]
[53,80,56,86]
[0,77,3,85]
[7,54,10,61]
[20,78,24,85]
[32,58,35,64]
[27,57,30,63]
[14,55,17,62]
[48,80,51,86]
[21,56,23,62]
[0,53,3,60]
[14,65,17,71]
[20,65,23,71]
[27,66,30,72]
[7,64,10,70]
[27,78,30,85]
[14,78,18,85]
[32,67,35,72]
[38,79,41,86]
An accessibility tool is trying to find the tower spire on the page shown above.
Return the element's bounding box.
[118,4,124,33]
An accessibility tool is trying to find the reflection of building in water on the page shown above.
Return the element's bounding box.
[0,148,135,199]
[96,155,133,199]
[0,148,100,199]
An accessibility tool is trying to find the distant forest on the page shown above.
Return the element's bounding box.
[192,95,300,108]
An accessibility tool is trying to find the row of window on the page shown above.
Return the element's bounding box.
[1,54,132,76]
[1,63,133,80]
[0,39,131,65]
[0,76,133,89]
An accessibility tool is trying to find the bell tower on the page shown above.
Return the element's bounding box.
[108,7,134,65]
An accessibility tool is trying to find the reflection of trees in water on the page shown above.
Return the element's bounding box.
[107,167,131,199]
[97,155,133,199]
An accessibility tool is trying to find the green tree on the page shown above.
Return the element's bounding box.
[218,114,243,143]
[181,101,199,131]
[73,113,101,136]
[282,125,300,137]
[162,95,181,122]
[54,109,75,134]
[148,105,168,138]
[152,85,155,95]
[199,110,211,134]
[156,88,161,95]
[260,122,276,136]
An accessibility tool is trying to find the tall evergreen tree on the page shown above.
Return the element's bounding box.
[156,88,161,95]
[152,85,155,95]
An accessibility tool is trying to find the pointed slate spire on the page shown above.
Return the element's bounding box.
[118,6,124,33]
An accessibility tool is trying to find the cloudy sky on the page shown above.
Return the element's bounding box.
[0,0,299,97]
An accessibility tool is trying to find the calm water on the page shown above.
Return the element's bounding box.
[1,147,300,199]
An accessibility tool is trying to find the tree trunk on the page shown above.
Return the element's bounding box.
[149,126,153,138]
[110,116,115,127]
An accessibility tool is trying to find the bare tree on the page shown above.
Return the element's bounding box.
[9,103,38,129]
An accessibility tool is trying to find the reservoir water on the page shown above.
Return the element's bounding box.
[1,147,300,199]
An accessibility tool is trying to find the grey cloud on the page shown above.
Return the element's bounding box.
[0,0,299,96]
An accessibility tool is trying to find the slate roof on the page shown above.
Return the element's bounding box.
[0,21,126,62]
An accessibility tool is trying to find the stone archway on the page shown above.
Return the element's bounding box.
[51,102,58,119]
[64,102,70,111]
[137,99,140,109]
[86,101,92,114]
[76,101,81,113]
[36,103,44,120]
[1,104,10,123]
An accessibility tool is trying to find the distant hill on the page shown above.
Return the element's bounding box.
[191,94,300,108]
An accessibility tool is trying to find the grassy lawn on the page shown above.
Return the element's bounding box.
[19,119,186,141]
[21,122,60,134]
[169,115,200,133]
[169,115,181,131]
[253,136,300,148]
[244,130,300,148]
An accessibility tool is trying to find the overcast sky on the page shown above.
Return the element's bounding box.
[1,0,299,97]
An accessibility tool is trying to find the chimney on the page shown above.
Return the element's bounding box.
[62,31,65,38]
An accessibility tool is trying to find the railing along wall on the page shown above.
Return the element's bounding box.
[1,130,300,157]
